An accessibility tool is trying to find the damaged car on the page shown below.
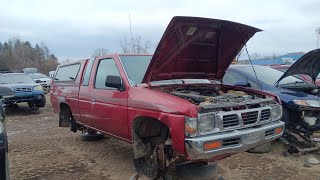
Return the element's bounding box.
[224,56,320,153]
[51,16,285,179]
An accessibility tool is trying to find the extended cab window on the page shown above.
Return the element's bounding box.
[55,64,80,81]
[82,58,95,86]
[94,59,121,89]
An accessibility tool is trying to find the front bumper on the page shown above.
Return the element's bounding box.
[5,91,44,103]
[185,121,285,160]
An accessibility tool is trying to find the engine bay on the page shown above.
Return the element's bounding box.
[156,85,274,109]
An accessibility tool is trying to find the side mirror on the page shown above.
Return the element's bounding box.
[234,81,251,87]
[35,80,41,83]
[105,75,123,90]
[0,86,14,98]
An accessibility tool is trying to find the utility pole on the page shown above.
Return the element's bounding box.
[316,27,320,48]
[129,13,133,45]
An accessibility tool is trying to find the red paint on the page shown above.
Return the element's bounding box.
[143,16,261,83]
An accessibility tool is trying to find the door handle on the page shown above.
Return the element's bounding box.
[91,98,96,102]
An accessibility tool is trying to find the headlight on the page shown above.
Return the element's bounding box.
[198,114,214,133]
[185,117,197,137]
[33,85,43,91]
[271,105,282,120]
[293,100,320,108]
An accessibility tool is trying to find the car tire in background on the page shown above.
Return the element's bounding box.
[175,162,218,180]
[80,130,105,141]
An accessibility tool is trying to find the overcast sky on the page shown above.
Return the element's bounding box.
[1,0,320,61]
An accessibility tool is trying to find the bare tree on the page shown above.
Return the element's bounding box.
[120,35,151,54]
[0,38,59,74]
[92,48,109,57]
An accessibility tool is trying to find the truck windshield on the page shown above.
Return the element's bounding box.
[120,55,152,85]
[120,55,213,85]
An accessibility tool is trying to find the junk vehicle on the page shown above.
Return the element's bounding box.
[28,73,52,93]
[0,73,46,109]
[0,86,15,180]
[22,68,37,74]
[224,62,320,153]
[50,16,284,179]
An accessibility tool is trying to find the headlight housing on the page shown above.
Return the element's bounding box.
[293,100,320,108]
[198,113,220,134]
[185,114,220,137]
[185,117,197,137]
[33,85,43,91]
[271,105,282,120]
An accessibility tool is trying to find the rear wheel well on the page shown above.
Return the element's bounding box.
[59,103,73,128]
[60,103,71,113]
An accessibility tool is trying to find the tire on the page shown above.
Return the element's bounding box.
[35,97,46,107]
[59,106,72,127]
[80,131,105,141]
[175,162,218,180]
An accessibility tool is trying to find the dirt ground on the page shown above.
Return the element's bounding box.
[6,95,320,180]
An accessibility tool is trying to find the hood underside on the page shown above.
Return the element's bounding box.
[142,16,262,83]
[277,49,320,84]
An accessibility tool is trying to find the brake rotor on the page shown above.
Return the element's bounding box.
[155,144,166,170]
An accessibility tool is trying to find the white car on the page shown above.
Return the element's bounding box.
[28,73,52,93]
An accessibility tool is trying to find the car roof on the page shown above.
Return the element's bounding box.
[229,64,265,68]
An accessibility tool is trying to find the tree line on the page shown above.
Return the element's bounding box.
[0,38,59,75]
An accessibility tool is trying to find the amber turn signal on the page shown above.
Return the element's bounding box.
[275,127,283,134]
[203,141,221,151]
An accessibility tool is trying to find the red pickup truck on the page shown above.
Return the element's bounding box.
[51,16,285,178]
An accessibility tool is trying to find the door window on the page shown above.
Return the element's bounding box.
[55,63,81,82]
[94,59,121,89]
[82,58,95,86]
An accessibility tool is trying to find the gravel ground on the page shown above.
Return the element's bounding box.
[6,95,320,180]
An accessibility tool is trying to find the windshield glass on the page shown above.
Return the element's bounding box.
[0,74,35,84]
[240,66,304,85]
[29,73,47,79]
[120,55,213,85]
[120,55,151,85]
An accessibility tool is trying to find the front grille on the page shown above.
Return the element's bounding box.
[14,87,32,92]
[261,109,271,121]
[241,111,258,125]
[223,114,239,128]
[265,129,274,137]
[222,137,241,147]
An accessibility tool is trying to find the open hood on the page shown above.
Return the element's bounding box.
[277,49,320,84]
[142,16,261,83]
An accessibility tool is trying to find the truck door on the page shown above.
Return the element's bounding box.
[79,58,95,126]
[89,58,128,139]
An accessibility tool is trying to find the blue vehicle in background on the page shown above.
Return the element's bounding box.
[0,73,46,109]
[0,85,15,180]
[223,64,320,153]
